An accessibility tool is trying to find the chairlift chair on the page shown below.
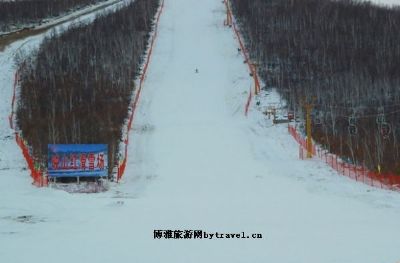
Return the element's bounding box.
[380,122,391,138]
[348,125,358,136]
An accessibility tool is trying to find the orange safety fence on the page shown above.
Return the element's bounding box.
[244,86,252,116]
[9,68,47,187]
[224,0,260,103]
[288,125,316,156]
[15,133,47,187]
[116,0,165,182]
[223,0,232,27]
[289,125,400,191]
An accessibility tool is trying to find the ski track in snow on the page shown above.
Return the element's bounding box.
[0,0,400,262]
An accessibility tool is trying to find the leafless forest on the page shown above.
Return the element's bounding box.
[0,0,106,32]
[230,0,400,174]
[16,0,160,176]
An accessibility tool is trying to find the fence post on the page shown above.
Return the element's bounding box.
[355,167,358,181]
[117,165,120,183]
[335,155,338,170]
[348,165,351,178]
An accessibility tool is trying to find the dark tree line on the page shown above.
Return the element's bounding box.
[16,0,160,177]
[230,0,400,174]
[0,0,105,32]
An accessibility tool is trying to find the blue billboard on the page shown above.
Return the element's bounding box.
[48,144,108,178]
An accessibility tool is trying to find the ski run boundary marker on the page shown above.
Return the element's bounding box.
[9,66,47,186]
[223,0,260,116]
[116,0,165,182]
[289,125,400,191]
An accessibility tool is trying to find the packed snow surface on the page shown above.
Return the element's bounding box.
[0,0,400,262]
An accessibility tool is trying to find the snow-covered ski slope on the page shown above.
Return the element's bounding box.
[1,0,400,262]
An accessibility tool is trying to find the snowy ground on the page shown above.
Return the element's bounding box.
[1,0,400,262]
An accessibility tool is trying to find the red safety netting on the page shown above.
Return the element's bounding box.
[289,125,400,191]
[9,68,47,187]
[245,86,252,116]
[224,0,261,114]
[15,133,47,186]
[288,125,316,156]
[116,0,165,182]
